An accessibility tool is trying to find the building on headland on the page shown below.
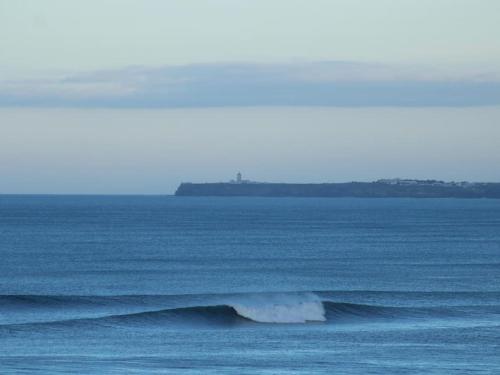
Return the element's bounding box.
[229,172,258,184]
[376,178,476,187]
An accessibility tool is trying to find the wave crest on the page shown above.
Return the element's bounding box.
[230,293,326,323]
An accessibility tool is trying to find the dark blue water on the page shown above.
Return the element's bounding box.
[1,196,499,374]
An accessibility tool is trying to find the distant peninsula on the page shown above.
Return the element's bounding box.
[175,173,500,198]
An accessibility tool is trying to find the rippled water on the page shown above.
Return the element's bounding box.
[1,196,499,374]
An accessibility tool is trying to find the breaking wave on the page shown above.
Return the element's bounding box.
[230,292,325,323]
[1,291,498,331]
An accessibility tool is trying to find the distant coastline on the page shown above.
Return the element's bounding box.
[175,175,500,198]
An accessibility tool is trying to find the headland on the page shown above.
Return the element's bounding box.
[175,174,500,198]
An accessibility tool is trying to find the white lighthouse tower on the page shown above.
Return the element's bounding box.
[236,172,242,184]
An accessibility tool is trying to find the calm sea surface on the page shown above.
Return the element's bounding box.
[0,196,499,374]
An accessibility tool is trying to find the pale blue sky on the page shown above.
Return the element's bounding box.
[1,1,499,192]
[1,107,499,193]
[2,0,500,76]
[1,1,500,107]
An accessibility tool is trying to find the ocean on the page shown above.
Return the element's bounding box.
[0,195,499,374]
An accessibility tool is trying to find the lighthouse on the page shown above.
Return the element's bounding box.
[236,172,242,184]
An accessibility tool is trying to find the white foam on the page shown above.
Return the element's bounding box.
[230,292,326,323]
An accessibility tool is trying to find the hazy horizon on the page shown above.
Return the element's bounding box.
[1,0,499,194]
[1,106,499,194]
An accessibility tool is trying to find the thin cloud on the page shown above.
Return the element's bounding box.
[1,62,500,107]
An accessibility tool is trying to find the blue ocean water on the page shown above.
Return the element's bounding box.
[0,196,499,374]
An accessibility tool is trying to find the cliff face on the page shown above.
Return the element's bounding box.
[175,182,500,198]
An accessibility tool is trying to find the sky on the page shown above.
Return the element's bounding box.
[1,106,499,194]
[1,0,500,193]
[2,0,500,75]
